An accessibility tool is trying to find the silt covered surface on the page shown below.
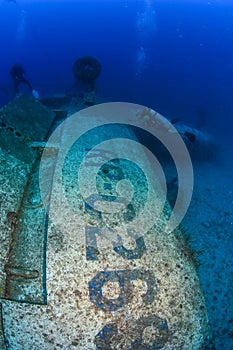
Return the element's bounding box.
[0,97,214,349]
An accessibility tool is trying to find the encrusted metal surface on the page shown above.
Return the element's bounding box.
[0,304,6,350]
[3,156,49,304]
[0,96,56,305]
[0,99,214,349]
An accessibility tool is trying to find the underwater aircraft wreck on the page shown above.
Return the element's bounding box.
[0,94,215,349]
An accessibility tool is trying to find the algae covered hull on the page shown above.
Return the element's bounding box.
[0,95,214,349]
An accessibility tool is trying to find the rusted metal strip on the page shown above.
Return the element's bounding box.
[3,155,48,304]
[0,304,6,350]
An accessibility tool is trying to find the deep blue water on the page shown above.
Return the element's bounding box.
[0,1,233,348]
[1,0,233,149]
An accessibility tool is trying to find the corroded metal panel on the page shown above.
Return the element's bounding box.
[3,156,48,304]
[0,95,55,142]
[0,95,55,164]
[0,95,56,305]
[0,101,214,349]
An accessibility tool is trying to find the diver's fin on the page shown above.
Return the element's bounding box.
[167,176,178,208]
[170,118,179,125]
[32,89,40,99]
[168,176,178,186]
[184,131,196,143]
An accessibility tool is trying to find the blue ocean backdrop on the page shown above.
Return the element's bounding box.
[0,0,233,349]
[0,0,233,150]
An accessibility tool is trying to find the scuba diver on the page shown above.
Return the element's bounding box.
[10,64,39,98]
